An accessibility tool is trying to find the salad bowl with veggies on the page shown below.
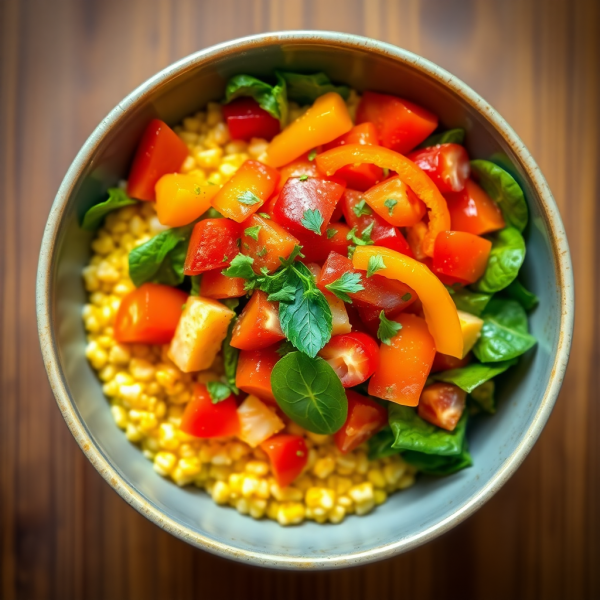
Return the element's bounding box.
[37,32,573,568]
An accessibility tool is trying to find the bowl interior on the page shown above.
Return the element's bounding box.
[43,34,569,567]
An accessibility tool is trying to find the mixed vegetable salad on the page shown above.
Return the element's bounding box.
[81,71,537,525]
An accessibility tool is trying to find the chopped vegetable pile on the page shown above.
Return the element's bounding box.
[81,71,537,526]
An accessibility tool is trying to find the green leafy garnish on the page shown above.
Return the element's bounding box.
[207,381,233,404]
[256,247,268,257]
[472,227,525,293]
[301,209,324,235]
[417,128,466,149]
[347,222,375,246]
[473,298,537,362]
[383,198,398,216]
[326,228,337,239]
[504,279,538,311]
[353,199,372,217]
[402,440,472,475]
[432,359,517,393]
[276,340,296,357]
[325,272,364,303]
[470,380,496,413]
[224,73,287,125]
[221,253,256,279]
[276,71,350,105]
[222,315,239,395]
[244,225,261,241]
[367,427,401,460]
[401,293,412,302]
[257,212,271,219]
[299,174,309,182]
[271,352,348,434]
[367,255,385,278]
[267,285,296,303]
[237,191,262,206]
[190,275,201,296]
[81,188,137,230]
[308,149,317,161]
[446,286,492,316]
[377,311,402,345]
[128,225,192,287]
[470,160,528,232]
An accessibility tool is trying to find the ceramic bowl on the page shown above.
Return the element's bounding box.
[36,31,573,569]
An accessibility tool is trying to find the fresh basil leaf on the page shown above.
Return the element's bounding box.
[271,352,347,434]
[472,227,525,293]
[224,73,287,124]
[402,439,472,475]
[417,128,466,149]
[389,405,468,456]
[432,358,517,393]
[377,311,402,346]
[368,426,401,460]
[473,297,537,362]
[244,225,261,241]
[353,199,372,217]
[504,279,539,311]
[222,317,239,395]
[470,160,528,232]
[267,285,296,303]
[324,272,364,303]
[276,71,350,105]
[384,198,398,216]
[326,228,337,239]
[81,188,137,230]
[190,275,201,296]
[446,286,492,317]
[470,380,496,414]
[128,225,192,287]
[367,254,385,278]
[278,263,332,357]
[207,381,232,404]
[301,209,324,235]
[222,253,256,280]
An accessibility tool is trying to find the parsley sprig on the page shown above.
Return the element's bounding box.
[325,272,364,303]
[377,311,402,345]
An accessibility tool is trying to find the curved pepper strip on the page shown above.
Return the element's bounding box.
[316,144,451,257]
[352,246,463,358]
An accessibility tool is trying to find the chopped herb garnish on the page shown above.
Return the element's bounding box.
[325,272,364,303]
[299,174,309,181]
[353,199,372,217]
[367,254,386,278]
[382,167,390,178]
[207,381,233,404]
[378,311,402,346]
[223,255,229,262]
[301,209,324,235]
[257,246,268,257]
[347,222,375,246]
[244,225,261,241]
[193,184,201,195]
[258,212,271,219]
[384,198,398,216]
[326,228,337,239]
[401,293,412,302]
[222,253,256,279]
[237,190,262,206]
[308,149,317,161]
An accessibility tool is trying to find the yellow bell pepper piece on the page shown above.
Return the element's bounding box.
[457,310,484,358]
[266,92,353,168]
[352,246,463,358]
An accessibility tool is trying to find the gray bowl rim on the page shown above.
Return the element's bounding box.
[36,30,574,570]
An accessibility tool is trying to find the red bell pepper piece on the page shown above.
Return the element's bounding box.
[432,231,492,284]
[199,269,246,299]
[235,344,281,405]
[276,154,323,191]
[180,383,240,438]
[222,97,280,142]
[260,435,308,488]
[230,290,285,350]
[355,91,438,154]
[126,119,189,202]
[183,218,241,275]
[407,143,471,194]
[114,283,187,345]
[418,383,466,432]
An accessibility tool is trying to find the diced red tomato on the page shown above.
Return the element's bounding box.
[318,251,416,315]
[431,351,472,373]
[180,383,240,438]
[114,283,187,345]
[356,91,438,154]
[240,213,300,273]
[260,435,308,488]
[230,290,284,350]
[341,189,413,257]
[276,154,323,191]
[294,222,351,263]
[432,231,492,284]
[126,119,189,202]
[235,344,281,405]
[445,179,506,235]
[407,144,470,194]
[368,313,436,406]
[211,160,280,223]
[334,390,388,453]
[199,269,246,299]
[222,97,280,142]
[183,219,241,275]
[322,123,384,191]
[318,332,379,388]
[363,176,426,227]
[418,383,466,431]
[272,177,346,236]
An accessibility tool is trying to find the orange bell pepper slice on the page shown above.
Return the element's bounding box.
[317,144,451,257]
[266,92,353,168]
[352,246,463,358]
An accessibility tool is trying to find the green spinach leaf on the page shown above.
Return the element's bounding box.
[271,352,347,434]
[504,279,539,311]
[446,286,492,316]
[470,380,496,414]
[276,71,350,105]
[402,439,472,475]
[368,426,401,460]
[222,316,240,395]
[417,128,465,148]
[470,160,528,232]
[472,227,525,293]
[224,73,287,124]
[473,297,537,362]
[432,358,517,393]
[81,188,137,230]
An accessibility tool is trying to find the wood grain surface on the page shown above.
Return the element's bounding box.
[1,0,598,598]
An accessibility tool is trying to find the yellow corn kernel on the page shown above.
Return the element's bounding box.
[270,482,303,502]
[293,475,314,492]
[85,341,108,370]
[206,102,223,126]
[125,422,143,442]
[109,344,131,365]
[139,412,158,432]
[199,444,216,464]
[277,502,305,526]
[335,476,353,496]
[355,498,375,516]
[286,421,306,437]
[241,475,259,498]
[329,505,346,524]
[336,454,357,475]
[313,456,336,479]
[228,473,243,494]
[235,497,250,515]
[179,443,198,459]
[194,147,223,170]
[178,130,199,145]
[207,172,223,186]
[91,235,115,255]
[245,460,269,476]
[171,466,195,487]
[211,122,230,145]
[249,498,267,519]
[96,261,120,283]
[355,451,369,474]
[397,473,416,490]
[337,495,353,509]
[102,380,118,397]
[218,162,238,178]
[305,487,336,510]
[374,489,387,505]
[211,451,232,466]
[255,479,270,500]
[367,468,386,489]
[183,116,202,132]
[155,400,167,418]
[228,442,250,461]
[225,140,248,155]
[306,506,328,523]
[153,451,177,475]
[158,422,180,451]
[247,138,269,160]
[111,405,128,429]
[384,461,406,486]
[178,457,201,477]
[82,266,100,291]
[208,465,231,481]
[306,431,331,446]
[266,500,280,520]
[211,481,230,505]
[180,155,197,174]
[348,482,374,504]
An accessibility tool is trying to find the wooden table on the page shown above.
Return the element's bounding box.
[1,0,598,598]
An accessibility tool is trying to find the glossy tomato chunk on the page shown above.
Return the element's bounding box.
[432,231,492,284]
[180,383,240,438]
[445,179,506,235]
[356,91,438,154]
[230,290,285,350]
[272,177,346,237]
[276,154,324,191]
[319,332,379,388]
[222,97,280,141]
[418,383,466,431]
[407,143,470,193]
[183,219,241,275]
[334,390,388,453]
[341,189,413,256]
[114,283,187,345]
[126,119,189,202]
[199,269,246,299]
[235,344,281,405]
[431,351,472,373]
[294,221,351,263]
[261,435,308,488]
